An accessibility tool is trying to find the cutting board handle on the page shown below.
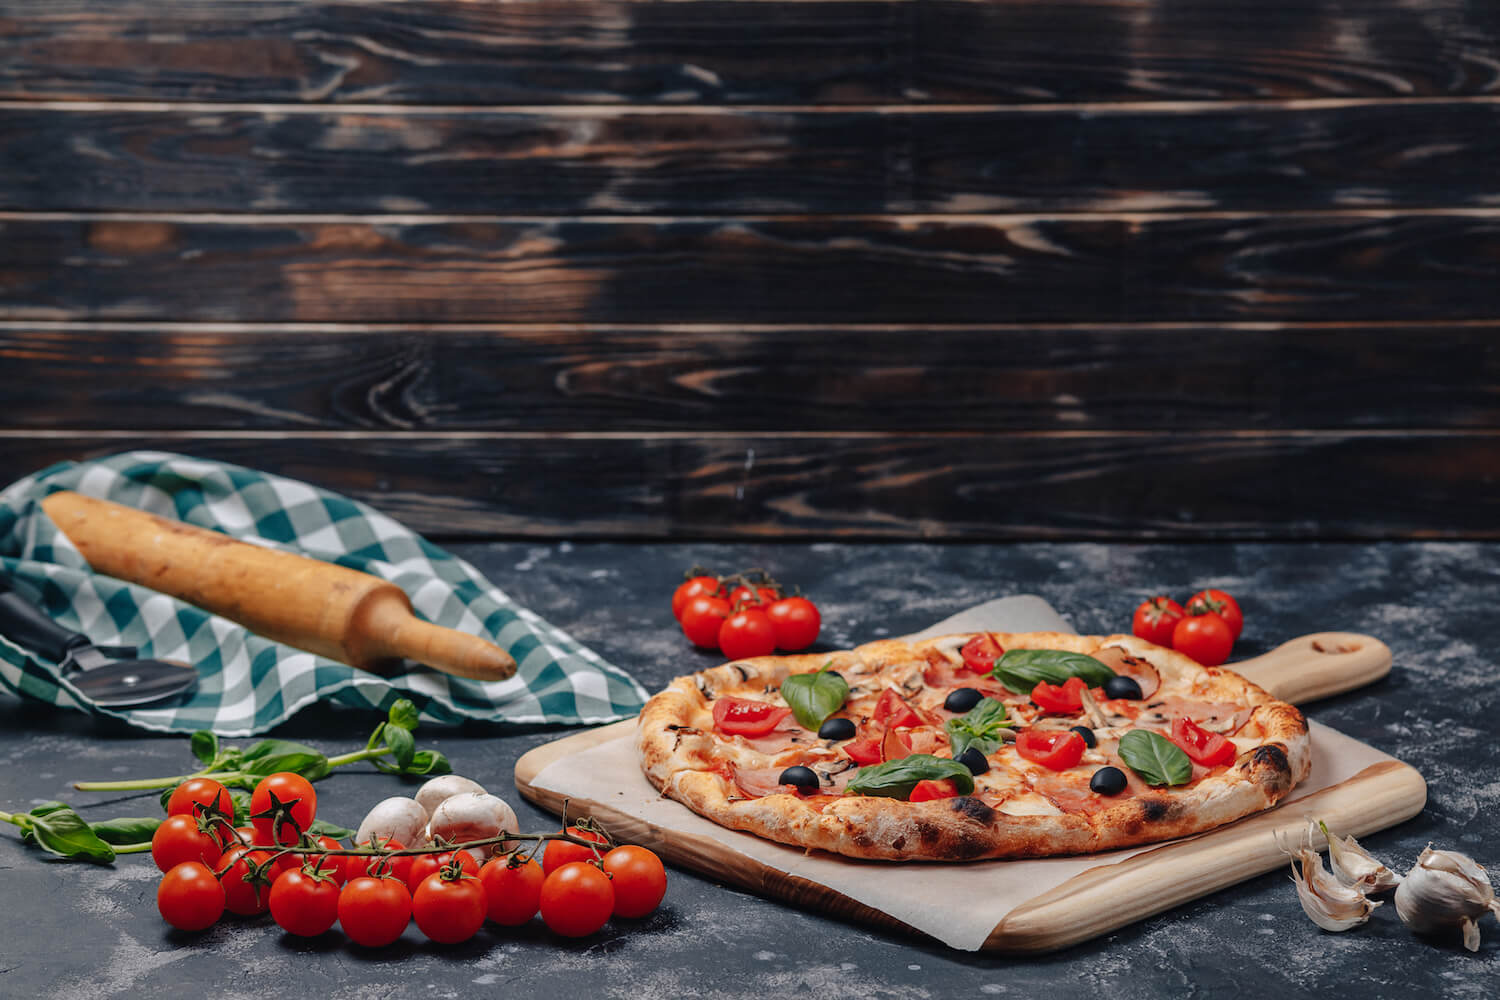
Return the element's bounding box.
[1228,631,1391,705]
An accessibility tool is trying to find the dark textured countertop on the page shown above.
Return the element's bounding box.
[2,542,1497,998]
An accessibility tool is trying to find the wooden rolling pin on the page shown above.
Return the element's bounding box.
[42,491,516,682]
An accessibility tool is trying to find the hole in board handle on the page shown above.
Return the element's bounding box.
[1311,639,1361,655]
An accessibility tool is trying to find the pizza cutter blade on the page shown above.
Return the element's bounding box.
[0,577,198,708]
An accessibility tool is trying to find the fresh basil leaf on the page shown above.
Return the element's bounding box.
[27,801,72,818]
[230,789,252,823]
[387,699,421,732]
[384,725,416,770]
[1117,729,1193,787]
[306,818,353,841]
[239,740,330,780]
[944,698,1011,760]
[993,649,1115,695]
[89,816,162,845]
[403,750,453,776]
[780,667,849,732]
[844,754,976,800]
[189,730,219,765]
[24,804,116,863]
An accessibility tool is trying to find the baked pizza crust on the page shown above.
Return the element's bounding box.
[635,631,1310,861]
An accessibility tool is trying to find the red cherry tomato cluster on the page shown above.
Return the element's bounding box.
[672,567,821,658]
[153,775,666,944]
[1130,588,1244,666]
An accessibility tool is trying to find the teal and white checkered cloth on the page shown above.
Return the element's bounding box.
[0,452,649,735]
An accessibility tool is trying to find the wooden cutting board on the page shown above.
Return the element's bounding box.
[513,632,1425,953]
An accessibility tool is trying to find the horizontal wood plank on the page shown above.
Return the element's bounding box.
[4,214,1500,324]
[2,323,1497,432]
[9,102,1500,214]
[0,432,1494,540]
[3,1,1498,104]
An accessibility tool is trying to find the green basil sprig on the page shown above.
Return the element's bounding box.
[78,698,452,797]
[1,801,120,863]
[1117,729,1193,786]
[992,649,1116,695]
[944,698,1011,760]
[780,665,849,731]
[845,754,976,800]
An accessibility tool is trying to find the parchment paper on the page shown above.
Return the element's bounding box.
[529,596,1399,951]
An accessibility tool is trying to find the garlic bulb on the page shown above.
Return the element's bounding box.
[1283,835,1381,932]
[1394,846,1500,952]
[1319,821,1402,893]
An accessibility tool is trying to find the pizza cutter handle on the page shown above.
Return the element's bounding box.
[1228,631,1392,705]
[0,577,89,663]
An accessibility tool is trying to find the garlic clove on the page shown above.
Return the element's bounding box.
[1394,845,1500,952]
[1285,839,1381,932]
[1318,820,1402,893]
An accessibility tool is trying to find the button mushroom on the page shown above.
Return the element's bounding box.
[355,796,430,849]
[414,774,488,819]
[427,792,519,862]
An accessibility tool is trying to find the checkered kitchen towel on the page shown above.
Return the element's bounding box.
[0,452,650,735]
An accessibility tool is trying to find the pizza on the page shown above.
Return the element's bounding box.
[635,631,1310,861]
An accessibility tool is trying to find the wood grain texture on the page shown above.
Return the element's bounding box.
[3,1,1498,104]
[5,214,1500,324]
[3,323,1498,432]
[1,431,1496,540]
[10,102,1500,214]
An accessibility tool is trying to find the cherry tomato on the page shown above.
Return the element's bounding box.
[728,583,780,609]
[269,867,342,937]
[1131,596,1186,646]
[406,849,479,893]
[718,606,776,660]
[249,772,317,847]
[1015,730,1087,771]
[157,861,225,931]
[843,733,883,765]
[672,575,722,621]
[166,777,235,824]
[960,633,1004,673]
[680,594,731,649]
[1172,612,1235,666]
[601,846,667,918]
[908,778,962,802]
[1185,589,1244,640]
[873,688,923,729]
[301,836,348,885]
[151,814,224,873]
[1031,676,1088,714]
[479,855,546,925]
[766,596,820,652]
[539,861,615,937]
[542,826,609,876]
[711,696,792,737]
[1170,716,1239,767]
[218,843,281,915]
[412,871,488,944]
[338,876,412,947]
[231,825,259,847]
[344,838,412,886]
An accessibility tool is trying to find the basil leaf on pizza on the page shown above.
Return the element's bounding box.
[780,666,849,731]
[992,649,1115,695]
[845,754,976,800]
[1117,729,1194,786]
[944,697,1011,759]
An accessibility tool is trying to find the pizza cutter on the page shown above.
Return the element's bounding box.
[0,577,198,707]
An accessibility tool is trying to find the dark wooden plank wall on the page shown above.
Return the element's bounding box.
[1,0,1497,540]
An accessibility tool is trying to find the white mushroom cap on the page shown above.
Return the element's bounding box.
[414,775,488,818]
[354,796,430,848]
[427,792,519,860]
